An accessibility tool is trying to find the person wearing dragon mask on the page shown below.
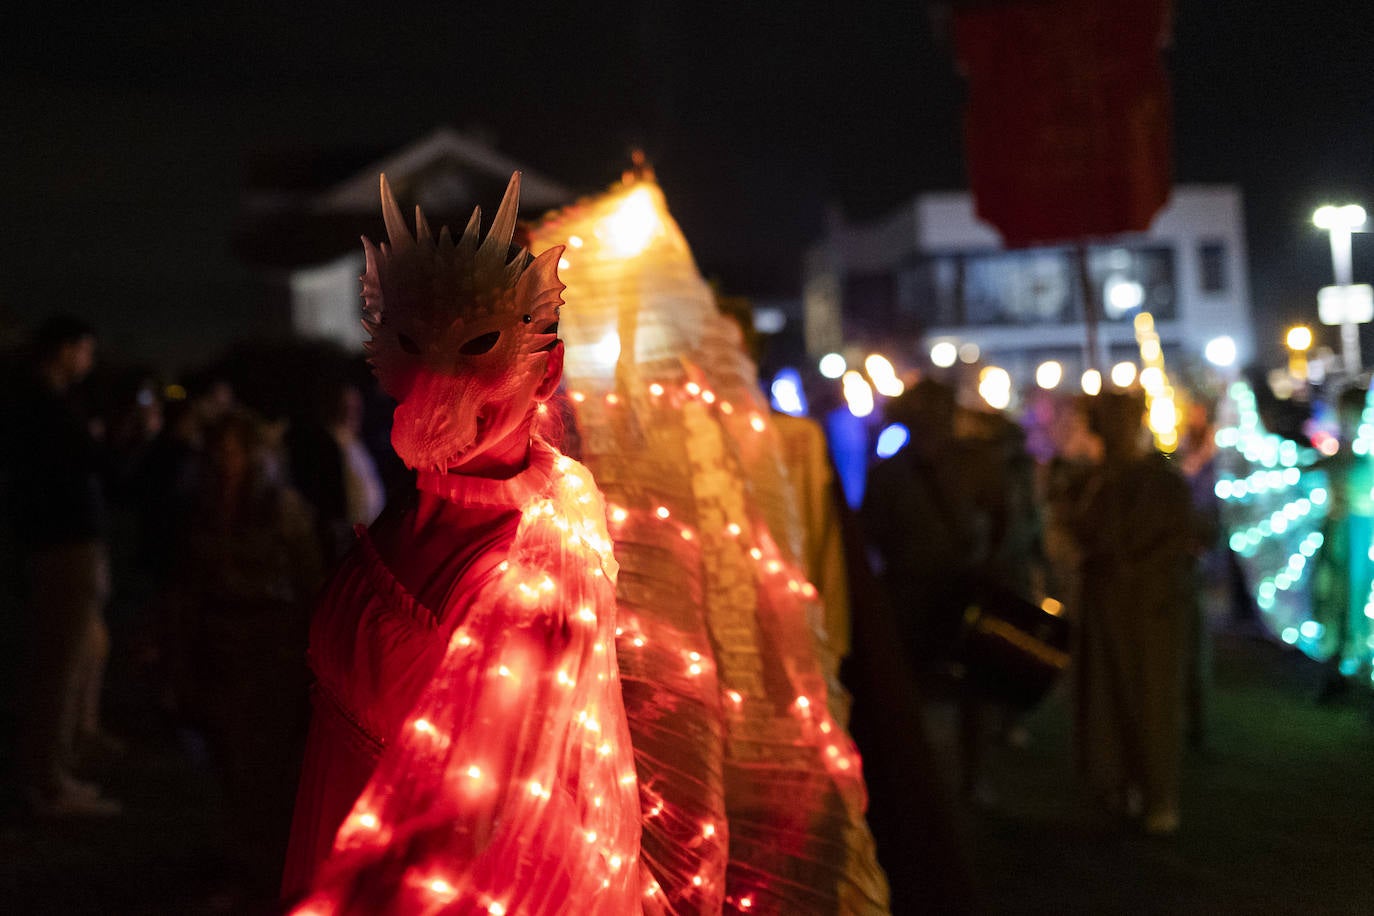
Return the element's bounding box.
[282,174,654,914]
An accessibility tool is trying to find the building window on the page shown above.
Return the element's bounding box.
[1088,246,1177,322]
[961,249,1076,326]
[1198,241,1228,293]
[889,244,1176,331]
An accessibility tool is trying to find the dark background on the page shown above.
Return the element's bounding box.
[2,0,1372,372]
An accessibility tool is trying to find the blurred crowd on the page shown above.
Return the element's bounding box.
[861,376,1217,835]
[0,315,405,904]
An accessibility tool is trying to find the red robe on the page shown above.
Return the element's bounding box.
[283,440,652,913]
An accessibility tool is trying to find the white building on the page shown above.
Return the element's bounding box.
[803,184,1253,383]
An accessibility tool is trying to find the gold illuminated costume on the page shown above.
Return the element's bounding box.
[531,175,890,914]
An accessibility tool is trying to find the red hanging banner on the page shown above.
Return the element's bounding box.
[952,0,1174,248]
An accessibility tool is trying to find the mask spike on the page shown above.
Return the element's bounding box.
[414,205,434,244]
[379,174,414,251]
[479,172,522,263]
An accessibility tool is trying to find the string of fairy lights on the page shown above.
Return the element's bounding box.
[1213,381,1334,652]
[303,455,653,914]
[541,180,865,911]
[1348,387,1374,679]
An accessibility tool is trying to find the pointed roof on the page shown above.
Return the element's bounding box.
[233,127,574,269]
[316,126,571,212]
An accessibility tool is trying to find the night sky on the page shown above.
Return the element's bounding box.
[3,0,1373,373]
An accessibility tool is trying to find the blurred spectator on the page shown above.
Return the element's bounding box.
[168,407,324,903]
[128,393,207,718]
[963,408,1044,602]
[7,314,122,816]
[1177,397,1222,748]
[286,380,385,566]
[862,378,999,804]
[863,379,988,666]
[1071,390,1198,836]
[332,384,386,534]
[1039,394,1101,622]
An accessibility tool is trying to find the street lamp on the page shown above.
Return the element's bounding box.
[1313,203,1367,373]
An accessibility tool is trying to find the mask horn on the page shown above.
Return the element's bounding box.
[479,171,522,263]
[379,174,415,251]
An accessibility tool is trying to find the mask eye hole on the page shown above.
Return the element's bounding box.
[459,331,501,355]
[397,333,421,355]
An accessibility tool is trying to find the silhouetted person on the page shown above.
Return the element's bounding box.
[862,379,999,805]
[1177,398,1221,748]
[10,314,122,816]
[170,408,324,905]
[1071,390,1196,835]
[287,380,386,567]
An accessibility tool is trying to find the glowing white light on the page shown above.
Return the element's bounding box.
[1286,326,1313,352]
[592,329,622,367]
[1204,335,1237,368]
[600,186,661,257]
[876,377,905,397]
[1313,204,1367,231]
[1104,277,1145,316]
[978,366,1012,410]
[770,370,806,416]
[959,342,981,364]
[1035,360,1063,390]
[865,353,904,397]
[1148,397,1177,436]
[875,423,910,458]
[1110,361,1137,388]
[818,352,847,379]
[929,341,958,368]
[1081,369,1102,396]
[842,371,874,418]
[865,353,894,380]
[1139,366,1165,394]
[753,306,786,334]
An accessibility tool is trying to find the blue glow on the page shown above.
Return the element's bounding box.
[769,368,808,417]
[875,423,911,459]
[826,408,871,509]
